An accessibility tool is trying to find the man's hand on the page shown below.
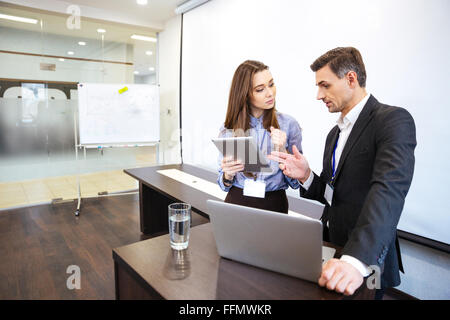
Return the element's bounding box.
[318,259,364,296]
[267,145,311,182]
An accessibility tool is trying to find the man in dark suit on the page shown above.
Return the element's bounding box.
[268,47,416,298]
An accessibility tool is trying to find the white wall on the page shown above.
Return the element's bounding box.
[157,15,182,164]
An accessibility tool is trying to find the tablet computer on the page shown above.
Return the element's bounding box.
[211,136,272,173]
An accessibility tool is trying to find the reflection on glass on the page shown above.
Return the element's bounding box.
[163,248,191,280]
[20,83,44,124]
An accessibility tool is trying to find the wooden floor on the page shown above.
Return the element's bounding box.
[0,145,156,209]
[0,192,415,300]
[0,170,140,209]
[0,194,208,299]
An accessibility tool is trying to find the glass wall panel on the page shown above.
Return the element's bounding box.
[0,3,159,209]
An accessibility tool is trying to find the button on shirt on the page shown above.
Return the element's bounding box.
[217,112,303,192]
[301,93,371,277]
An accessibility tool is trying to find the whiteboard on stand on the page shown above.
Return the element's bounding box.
[77,83,160,145]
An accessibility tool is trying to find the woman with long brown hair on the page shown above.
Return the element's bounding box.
[217,60,303,213]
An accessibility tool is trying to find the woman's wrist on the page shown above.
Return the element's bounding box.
[224,172,234,180]
[223,173,234,186]
[273,144,287,153]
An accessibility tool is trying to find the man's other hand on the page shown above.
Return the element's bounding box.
[318,258,364,296]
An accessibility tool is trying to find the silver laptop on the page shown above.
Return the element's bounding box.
[206,200,336,282]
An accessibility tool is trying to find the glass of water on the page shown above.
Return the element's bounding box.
[168,203,191,250]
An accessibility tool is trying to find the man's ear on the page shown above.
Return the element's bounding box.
[346,71,359,89]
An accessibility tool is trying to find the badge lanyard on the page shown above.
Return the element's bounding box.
[242,127,267,198]
[255,129,267,181]
[331,135,339,185]
[325,134,339,207]
[239,127,267,181]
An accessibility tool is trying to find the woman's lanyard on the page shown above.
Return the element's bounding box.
[245,127,267,181]
[255,129,267,181]
[260,129,267,152]
[243,128,267,198]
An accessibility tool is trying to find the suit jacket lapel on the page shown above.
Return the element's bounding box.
[333,95,377,182]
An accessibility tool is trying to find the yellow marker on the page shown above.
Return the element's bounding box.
[118,86,128,94]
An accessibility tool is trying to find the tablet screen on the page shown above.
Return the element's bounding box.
[212,136,272,173]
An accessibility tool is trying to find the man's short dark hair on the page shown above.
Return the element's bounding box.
[310,47,367,87]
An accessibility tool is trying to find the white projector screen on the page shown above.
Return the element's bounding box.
[181,0,450,244]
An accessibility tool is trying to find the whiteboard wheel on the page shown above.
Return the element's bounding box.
[75,210,80,216]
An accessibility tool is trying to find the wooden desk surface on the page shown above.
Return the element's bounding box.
[113,223,374,300]
[125,164,324,220]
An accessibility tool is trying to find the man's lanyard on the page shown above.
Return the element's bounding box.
[325,132,340,207]
[331,135,339,184]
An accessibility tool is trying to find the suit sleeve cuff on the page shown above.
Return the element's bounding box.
[340,255,371,277]
[285,176,300,189]
[298,170,314,191]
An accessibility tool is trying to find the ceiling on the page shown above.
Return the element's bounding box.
[0,0,186,29]
[51,0,186,27]
[0,0,186,76]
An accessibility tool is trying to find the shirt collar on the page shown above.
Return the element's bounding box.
[249,113,263,127]
[337,93,371,131]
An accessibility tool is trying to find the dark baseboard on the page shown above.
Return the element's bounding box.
[398,230,449,254]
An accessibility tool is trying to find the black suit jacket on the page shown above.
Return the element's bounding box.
[300,95,416,289]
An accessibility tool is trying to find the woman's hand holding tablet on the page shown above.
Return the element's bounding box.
[221,156,244,181]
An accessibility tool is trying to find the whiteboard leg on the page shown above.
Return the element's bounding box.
[156,143,160,164]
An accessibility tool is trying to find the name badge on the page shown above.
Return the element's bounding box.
[243,179,266,198]
[324,183,334,206]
